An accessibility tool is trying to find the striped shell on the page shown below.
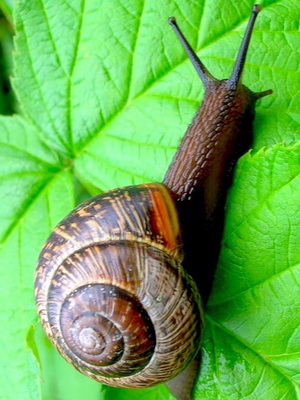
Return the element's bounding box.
[35,183,204,388]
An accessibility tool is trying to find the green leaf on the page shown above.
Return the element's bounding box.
[0,1,14,25]
[0,116,61,242]
[0,116,75,399]
[102,385,175,400]
[195,144,300,398]
[1,0,299,399]
[13,0,299,191]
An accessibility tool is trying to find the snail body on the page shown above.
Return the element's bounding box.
[35,5,271,389]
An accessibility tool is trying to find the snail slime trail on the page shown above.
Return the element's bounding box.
[34,4,272,392]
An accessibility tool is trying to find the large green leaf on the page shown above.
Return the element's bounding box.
[0,0,299,399]
[0,115,75,399]
[195,144,300,399]
[14,0,299,190]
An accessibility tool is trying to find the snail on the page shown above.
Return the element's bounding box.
[35,4,272,390]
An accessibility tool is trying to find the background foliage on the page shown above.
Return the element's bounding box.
[0,0,299,399]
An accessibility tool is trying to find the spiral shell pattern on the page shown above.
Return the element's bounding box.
[35,183,204,388]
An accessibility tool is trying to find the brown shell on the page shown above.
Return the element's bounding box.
[35,183,204,388]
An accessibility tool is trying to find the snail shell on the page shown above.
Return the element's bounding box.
[35,183,204,388]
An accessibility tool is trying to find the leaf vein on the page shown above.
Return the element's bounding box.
[66,0,87,153]
[208,262,300,307]
[18,13,70,152]
[76,5,272,156]
[125,0,146,102]
[224,171,300,242]
[207,315,300,392]
[83,150,152,182]
[0,173,63,245]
